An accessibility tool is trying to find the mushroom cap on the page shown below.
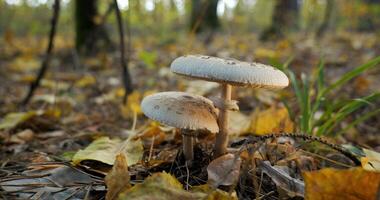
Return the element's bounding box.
[141,91,219,133]
[170,55,289,89]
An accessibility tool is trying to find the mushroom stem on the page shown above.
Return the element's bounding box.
[214,83,232,157]
[182,131,194,161]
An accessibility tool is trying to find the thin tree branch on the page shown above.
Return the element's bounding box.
[114,0,133,104]
[22,0,60,105]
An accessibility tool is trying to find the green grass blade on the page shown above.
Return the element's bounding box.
[335,108,380,136]
[301,73,311,133]
[317,93,380,136]
[321,56,380,96]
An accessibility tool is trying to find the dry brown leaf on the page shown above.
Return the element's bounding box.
[9,129,34,144]
[105,153,131,200]
[303,167,380,200]
[260,161,304,197]
[207,153,241,187]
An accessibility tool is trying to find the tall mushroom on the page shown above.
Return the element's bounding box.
[141,91,219,161]
[170,55,289,157]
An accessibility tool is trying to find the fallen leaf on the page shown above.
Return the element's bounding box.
[118,172,204,200]
[72,136,143,166]
[228,111,251,135]
[8,57,39,72]
[75,74,97,88]
[259,161,304,197]
[254,48,278,59]
[105,153,131,200]
[40,79,70,90]
[207,153,241,187]
[303,167,380,200]
[249,106,294,135]
[362,149,380,172]
[9,129,34,144]
[120,90,155,118]
[0,109,60,131]
[33,94,76,106]
[0,163,105,199]
[0,111,37,130]
[191,184,238,200]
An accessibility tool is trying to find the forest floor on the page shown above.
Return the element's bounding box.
[0,31,380,199]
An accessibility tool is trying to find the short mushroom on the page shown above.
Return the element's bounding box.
[170,55,289,157]
[141,91,219,161]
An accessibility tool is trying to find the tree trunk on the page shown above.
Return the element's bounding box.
[190,0,220,33]
[75,0,110,53]
[260,0,299,41]
[75,0,98,51]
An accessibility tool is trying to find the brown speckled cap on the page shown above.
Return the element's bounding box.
[141,91,219,133]
[170,55,289,89]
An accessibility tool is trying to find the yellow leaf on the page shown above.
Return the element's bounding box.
[75,74,96,88]
[41,79,70,90]
[303,167,380,200]
[254,48,278,59]
[118,172,205,200]
[191,184,238,200]
[115,88,125,98]
[276,39,291,51]
[0,109,60,131]
[13,74,35,83]
[0,112,37,130]
[72,136,143,166]
[8,57,39,72]
[121,91,156,118]
[249,106,294,135]
[105,153,131,200]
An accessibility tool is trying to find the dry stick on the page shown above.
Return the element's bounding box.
[114,0,133,104]
[232,133,361,166]
[22,0,60,105]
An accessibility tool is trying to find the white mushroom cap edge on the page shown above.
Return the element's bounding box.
[141,91,219,133]
[171,55,289,89]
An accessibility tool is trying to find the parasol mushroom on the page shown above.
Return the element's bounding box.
[170,55,289,157]
[141,91,219,161]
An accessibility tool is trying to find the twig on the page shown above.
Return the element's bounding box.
[231,133,361,166]
[22,0,60,105]
[114,0,133,104]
